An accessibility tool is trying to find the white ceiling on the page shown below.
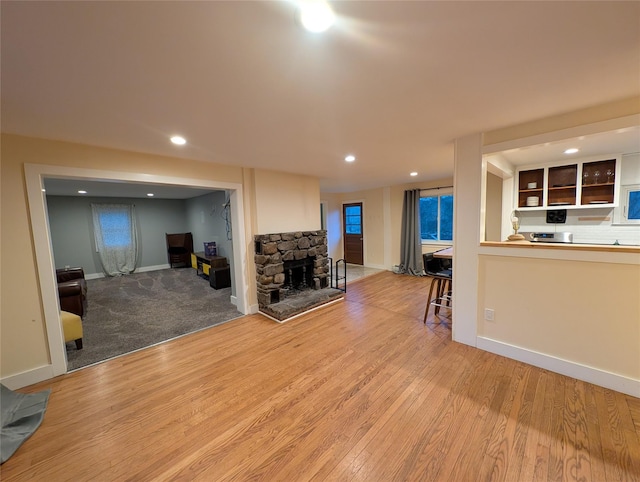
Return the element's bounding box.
[43,178,220,199]
[2,1,639,193]
[488,125,640,167]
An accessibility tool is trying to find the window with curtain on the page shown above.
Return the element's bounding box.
[91,203,138,276]
[419,191,454,242]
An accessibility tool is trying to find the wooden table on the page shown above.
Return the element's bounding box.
[433,246,453,259]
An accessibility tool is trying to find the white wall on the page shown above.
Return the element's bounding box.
[254,169,320,234]
[471,109,640,396]
[485,173,503,242]
[620,153,640,183]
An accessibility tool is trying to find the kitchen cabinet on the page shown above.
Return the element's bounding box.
[580,159,616,206]
[516,156,620,210]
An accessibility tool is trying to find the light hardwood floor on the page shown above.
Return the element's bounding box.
[2,272,639,481]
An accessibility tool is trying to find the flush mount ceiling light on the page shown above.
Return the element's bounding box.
[345,154,356,162]
[78,190,87,194]
[299,1,335,33]
[410,172,418,177]
[564,148,579,154]
[170,135,186,145]
[147,193,154,197]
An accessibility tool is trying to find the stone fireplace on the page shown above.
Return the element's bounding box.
[254,230,343,321]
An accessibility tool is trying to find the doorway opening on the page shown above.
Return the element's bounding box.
[25,164,249,378]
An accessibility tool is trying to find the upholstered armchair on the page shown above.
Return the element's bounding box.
[56,267,87,318]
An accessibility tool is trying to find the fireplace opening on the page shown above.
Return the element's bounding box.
[270,290,280,304]
[283,258,314,293]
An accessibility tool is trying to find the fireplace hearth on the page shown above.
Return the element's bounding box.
[254,230,343,321]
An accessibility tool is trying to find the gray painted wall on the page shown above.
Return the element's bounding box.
[47,196,188,275]
[185,191,235,295]
[185,191,233,259]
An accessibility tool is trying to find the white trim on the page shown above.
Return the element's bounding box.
[24,163,250,381]
[614,184,640,225]
[86,264,171,279]
[136,264,171,273]
[258,297,344,324]
[477,336,640,398]
[419,186,453,195]
[421,240,454,246]
[364,263,388,270]
[383,187,392,269]
[1,365,55,391]
[230,295,237,306]
[478,244,640,265]
[249,303,260,314]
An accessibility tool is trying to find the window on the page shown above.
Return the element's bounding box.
[628,190,640,219]
[99,211,133,247]
[616,184,640,224]
[344,204,362,234]
[420,192,453,242]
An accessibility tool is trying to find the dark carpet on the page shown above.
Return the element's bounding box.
[65,268,241,371]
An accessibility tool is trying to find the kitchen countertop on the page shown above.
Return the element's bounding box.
[480,241,640,254]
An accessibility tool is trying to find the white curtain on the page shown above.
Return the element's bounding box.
[91,203,138,276]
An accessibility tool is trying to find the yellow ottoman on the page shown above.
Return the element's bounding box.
[60,310,83,350]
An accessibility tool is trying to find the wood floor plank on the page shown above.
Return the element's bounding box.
[1,271,639,482]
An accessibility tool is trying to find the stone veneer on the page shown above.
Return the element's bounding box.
[254,230,330,310]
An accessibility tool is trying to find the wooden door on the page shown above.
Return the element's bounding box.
[343,202,363,265]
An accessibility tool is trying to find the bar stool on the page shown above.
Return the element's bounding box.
[422,253,452,323]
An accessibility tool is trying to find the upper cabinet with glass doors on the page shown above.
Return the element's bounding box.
[516,156,621,210]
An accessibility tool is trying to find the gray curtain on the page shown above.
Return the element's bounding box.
[399,189,423,275]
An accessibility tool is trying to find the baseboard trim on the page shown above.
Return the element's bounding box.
[86,264,171,280]
[249,303,260,315]
[476,336,640,398]
[136,264,171,273]
[1,364,56,390]
[230,295,237,306]
[364,263,388,270]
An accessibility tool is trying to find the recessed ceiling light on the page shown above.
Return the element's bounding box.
[78,190,87,194]
[564,148,579,154]
[410,172,418,177]
[170,136,187,145]
[345,155,356,162]
[299,1,335,33]
[147,193,154,197]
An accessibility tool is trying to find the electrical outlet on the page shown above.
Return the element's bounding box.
[484,308,495,321]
